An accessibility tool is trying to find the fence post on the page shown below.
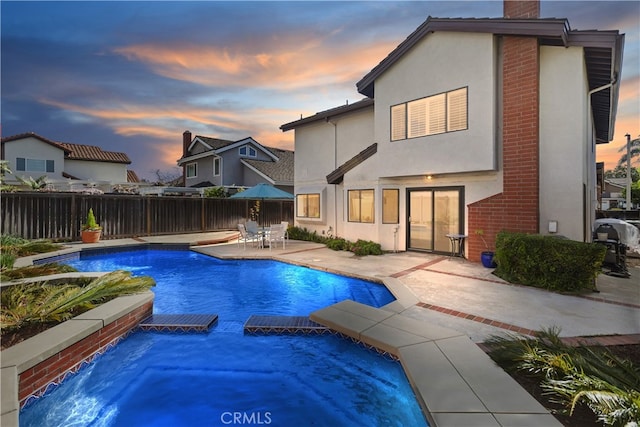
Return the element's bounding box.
[70,194,77,241]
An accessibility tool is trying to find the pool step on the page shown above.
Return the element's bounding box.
[138,314,218,332]
[244,315,329,335]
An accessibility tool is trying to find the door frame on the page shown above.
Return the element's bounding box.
[406,186,465,253]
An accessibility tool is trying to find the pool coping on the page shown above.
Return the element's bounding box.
[2,242,561,427]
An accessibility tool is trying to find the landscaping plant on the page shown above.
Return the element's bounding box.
[1,270,155,333]
[485,328,640,426]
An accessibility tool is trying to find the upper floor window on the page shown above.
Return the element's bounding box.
[239,145,257,157]
[213,158,221,176]
[391,87,467,141]
[16,158,54,173]
[186,162,197,178]
[296,193,320,218]
[348,189,374,223]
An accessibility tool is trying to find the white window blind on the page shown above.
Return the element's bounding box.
[447,88,467,132]
[391,104,406,141]
[427,93,446,135]
[407,98,427,138]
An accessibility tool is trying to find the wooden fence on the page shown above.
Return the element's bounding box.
[1,192,294,241]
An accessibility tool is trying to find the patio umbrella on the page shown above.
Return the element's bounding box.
[230,183,294,226]
[229,183,294,200]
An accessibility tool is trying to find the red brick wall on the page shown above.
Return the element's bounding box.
[504,0,540,18]
[467,35,540,261]
[18,301,153,407]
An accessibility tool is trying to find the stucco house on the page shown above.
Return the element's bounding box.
[176,130,294,194]
[1,132,133,184]
[280,0,624,261]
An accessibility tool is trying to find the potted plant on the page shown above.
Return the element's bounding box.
[475,229,497,268]
[81,208,102,243]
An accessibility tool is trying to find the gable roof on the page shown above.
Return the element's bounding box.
[57,142,130,164]
[1,132,131,164]
[178,134,294,184]
[280,98,374,131]
[355,17,623,143]
[242,147,294,185]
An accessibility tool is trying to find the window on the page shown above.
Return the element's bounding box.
[296,193,320,218]
[391,87,467,141]
[239,145,257,157]
[382,189,399,224]
[186,163,197,178]
[348,189,374,223]
[213,158,221,176]
[16,158,54,173]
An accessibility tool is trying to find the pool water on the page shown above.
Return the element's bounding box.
[20,250,427,426]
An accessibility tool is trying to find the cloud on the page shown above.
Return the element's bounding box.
[112,32,396,92]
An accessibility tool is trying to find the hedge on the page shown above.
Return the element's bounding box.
[493,231,606,292]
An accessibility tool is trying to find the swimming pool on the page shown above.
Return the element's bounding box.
[20,249,428,426]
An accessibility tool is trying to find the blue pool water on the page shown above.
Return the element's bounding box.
[20,250,427,426]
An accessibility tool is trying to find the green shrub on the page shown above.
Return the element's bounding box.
[349,239,383,256]
[1,253,16,270]
[203,186,228,198]
[493,232,606,292]
[286,226,328,243]
[326,238,349,251]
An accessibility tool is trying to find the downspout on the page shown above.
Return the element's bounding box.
[586,79,616,240]
[327,118,338,237]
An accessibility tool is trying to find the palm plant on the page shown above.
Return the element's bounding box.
[1,270,155,331]
[618,134,640,167]
[485,327,640,426]
[15,174,49,190]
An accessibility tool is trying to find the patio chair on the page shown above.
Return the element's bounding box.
[281,221,289,241]
[267,224,286,251]
[246,220,259,235]
[237,224,259,250]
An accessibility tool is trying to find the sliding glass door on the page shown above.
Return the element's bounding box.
[407,187,463,252]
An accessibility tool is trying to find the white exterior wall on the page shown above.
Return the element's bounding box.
[2,137,65,181]
[65,159,128,182]
[371,32,498,178]
[539,46,588,241]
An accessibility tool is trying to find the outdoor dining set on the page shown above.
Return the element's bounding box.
[237,221,288,250]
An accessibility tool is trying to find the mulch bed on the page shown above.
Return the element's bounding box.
[495,344,640,426]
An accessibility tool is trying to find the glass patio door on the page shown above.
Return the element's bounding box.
[407,187,463,252]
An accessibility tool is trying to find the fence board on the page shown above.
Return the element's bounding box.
[0,193,294,241]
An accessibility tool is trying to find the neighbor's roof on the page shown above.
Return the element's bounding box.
[127,170,140,183]
[1,132,131,164]
[242,147,294,185]
[57,142,131,164]
[356,17,624,143]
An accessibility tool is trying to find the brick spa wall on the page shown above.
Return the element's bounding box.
[1,291,153,423]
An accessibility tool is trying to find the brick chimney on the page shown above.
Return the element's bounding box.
[504,0,539,19]
[183,130,192,157]
[467,0,541,262]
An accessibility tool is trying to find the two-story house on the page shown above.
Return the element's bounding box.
[1,132,133,184]
[281,0,624,261]
[177,131,294,194]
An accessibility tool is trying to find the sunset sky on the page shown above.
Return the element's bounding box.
[2,1,638,181]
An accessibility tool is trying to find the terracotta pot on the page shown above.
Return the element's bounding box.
[81,229,102,243]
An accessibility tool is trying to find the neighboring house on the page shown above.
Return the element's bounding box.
[176,131,294,194]
[1,132,133,184]
[281,0,623,261]
[602,178,627,210]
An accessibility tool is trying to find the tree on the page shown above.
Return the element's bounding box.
[617,134,640,167]
[604,165,639,182]
[150,168,182,186]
